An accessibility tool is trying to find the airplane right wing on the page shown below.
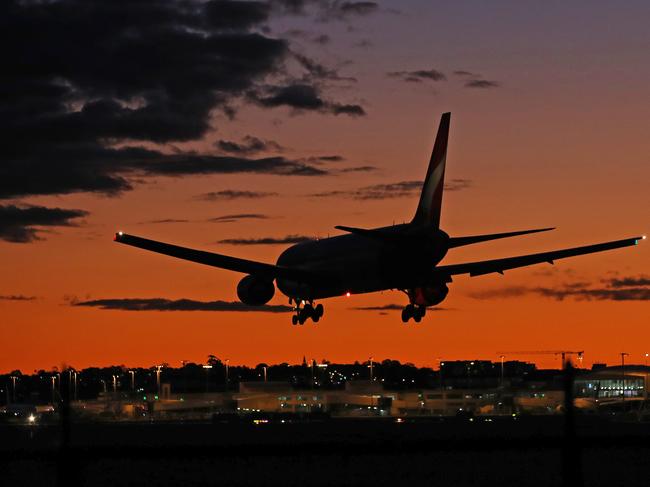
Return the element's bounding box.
[435,236,644,277]
[113,232,315,282]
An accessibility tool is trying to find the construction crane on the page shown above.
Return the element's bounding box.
[497,350,584,368]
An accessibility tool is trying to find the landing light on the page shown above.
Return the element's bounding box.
[345,292,351,297]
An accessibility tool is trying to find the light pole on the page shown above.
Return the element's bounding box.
[500,355,505,388]
[73,371,78,401]
[645,353,648,367]
[438,358,443,392]
[51,376,57,404]
[203,364,212,393]
[263,366,267,382]
[129,370,135,391]
[155,366,162,397]
[621,352,629,407]
[225,359,229,392]
[112,375,117,394]
[369,357,374,382]
[10,376,17,403]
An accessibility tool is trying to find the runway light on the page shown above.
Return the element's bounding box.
[27,414,36,423]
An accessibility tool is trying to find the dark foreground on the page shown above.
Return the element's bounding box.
[3,416,650,487]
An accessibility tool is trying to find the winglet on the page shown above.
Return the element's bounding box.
[411,112,450,229]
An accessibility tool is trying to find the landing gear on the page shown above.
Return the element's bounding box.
[401,304,426,323]
[290,300,324,325]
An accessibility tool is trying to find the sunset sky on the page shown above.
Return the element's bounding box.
[2,0,649,373]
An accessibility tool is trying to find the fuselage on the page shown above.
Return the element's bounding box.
[276,223,449,300]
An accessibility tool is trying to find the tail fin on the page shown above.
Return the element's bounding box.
[411,112,450,228]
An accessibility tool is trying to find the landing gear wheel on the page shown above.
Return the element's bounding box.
[315,304,324,318]
[401,305,413,323]
[292,315,298,325]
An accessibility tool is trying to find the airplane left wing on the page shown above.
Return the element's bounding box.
[113,232,315,282]
[435,236,644,277]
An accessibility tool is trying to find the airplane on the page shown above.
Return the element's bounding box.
[114,113,645,325]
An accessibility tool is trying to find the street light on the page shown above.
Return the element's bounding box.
[112,374,118,393]
[155,366,162,396]
[263,366,267,382]
[202,364,212,393]
[129,370,135,391]
[368,357,374,382]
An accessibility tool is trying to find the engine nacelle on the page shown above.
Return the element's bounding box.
[237,275,275,306]
[409,283,449,307]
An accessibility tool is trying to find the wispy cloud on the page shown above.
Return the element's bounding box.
[208,214,271,223]
[73,298,292,313]
[352,304,450,311]
[217,235,313,245]
[469,275,650,301]
[387,69,446,83]
[464,79,500,89]
[309,179,471,200]
[195,190,279,201]
[0,295,37,301]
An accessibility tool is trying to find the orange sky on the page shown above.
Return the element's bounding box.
[2,1,649,373]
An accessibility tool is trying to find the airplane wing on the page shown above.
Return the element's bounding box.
[435,236,644,277]
[113,232,314,282]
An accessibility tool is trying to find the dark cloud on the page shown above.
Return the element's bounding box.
[310,179,471,200]
[339,166,378,173]
[73,298,292,313]
[208,214,271,223]
[453,70,478,77]
[387,69,447,83]
[464,79,500,89]
[467,286,531,300]
[322,1,379,20]
[217,234,313,245]
[293,53,357,83]
[469,277,650,302]
[3,0,361,213]
[216,135,284,155]
[0,295,37,301]
[249,83,365,116]
[306,155,345,163]
[352,304,449,311]
[195,190,279,201]
[606,275,650,288]
[0,204,88,243]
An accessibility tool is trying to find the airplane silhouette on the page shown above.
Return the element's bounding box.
[115,113,644,324]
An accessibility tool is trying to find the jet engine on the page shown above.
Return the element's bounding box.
[408,283,449,307]
[237,275,275,305]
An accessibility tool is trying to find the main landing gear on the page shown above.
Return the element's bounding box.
[290,299,324,325]
[401,304,426,323]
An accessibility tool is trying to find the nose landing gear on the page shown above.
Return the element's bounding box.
[401,303,426,323]
[290,299,324,325]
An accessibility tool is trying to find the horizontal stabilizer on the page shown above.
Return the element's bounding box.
[448,227,555,249]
